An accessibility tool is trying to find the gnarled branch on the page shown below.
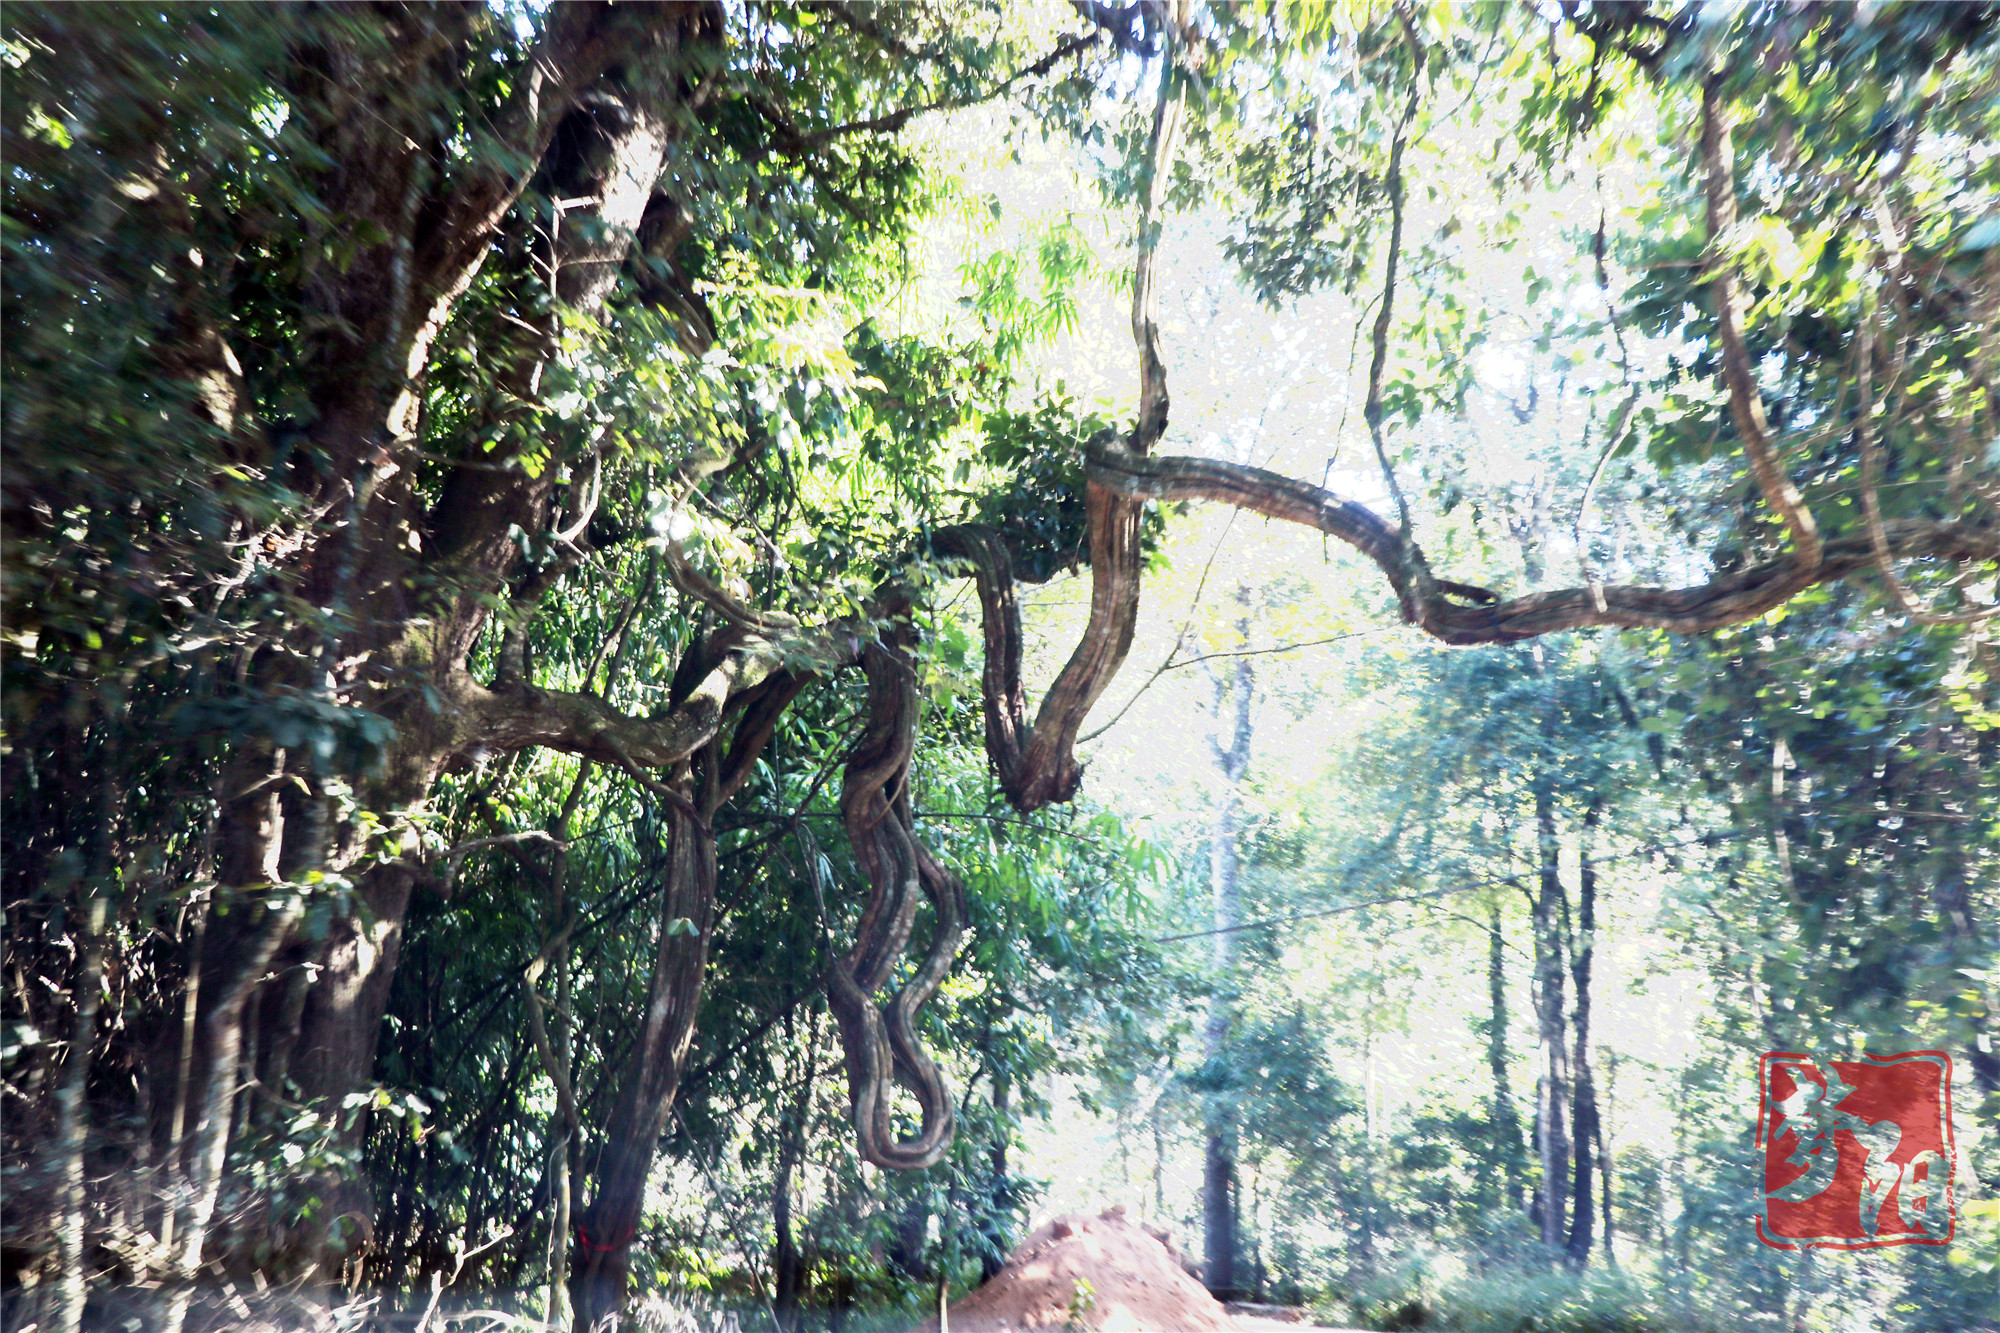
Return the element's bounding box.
[933,37,1191,813]
[415,3,713,319]
[1086,443,1999,642]
[454,642,765,771]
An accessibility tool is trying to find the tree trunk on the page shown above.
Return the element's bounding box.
[1201,1135,1238,1302]
[158,891,304,1333]
[1530,773,1570,1253]
[232,14,712,1289]
[772,1166,804,1332]
[1485,899,1525,1211]
[570,793,716,1332]
[49,889,107,1333]
[522,765,593,1332]
[1565,805,1602,1266]
[49,713,129,1333]
[157,883,209,1262]
[888,1198,931,1285]
[982,1071,1012,1284]
[1202,600,1253,1300]
[772,1004,816,1332]
[1599,1051,1616,1267]
[1357,1028,1378,1272]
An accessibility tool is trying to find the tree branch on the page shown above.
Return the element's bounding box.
[1363,4,1425,535]
[931,525,1030,795]
[1701,77,1822,572]
[1856,302,2000,625]
[954,41,1190,811]
[709,670,818,816]
[915,22,1996,846]
[1131,47,1185,452]
[454,645,765,771]
[750,29,1103,157]
[1574,206,1644,612]
[414,3,703,313]
[1086,444,1999,642]
[522,916,583,1135]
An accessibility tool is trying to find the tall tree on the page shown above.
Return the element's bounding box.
[1200,586,1256,1297]
[1565,802,1604,1265]
[1484,896,1527,1214]
[1527,744,1572,1253]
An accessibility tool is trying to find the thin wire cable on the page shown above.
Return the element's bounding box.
[1152,830,1748,943]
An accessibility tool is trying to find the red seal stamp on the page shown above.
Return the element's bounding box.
[1756,1050,1955,1250]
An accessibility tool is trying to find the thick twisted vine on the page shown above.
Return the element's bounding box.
[813,25,2000,1173]
[825,616,968,1169]
[929,524,1035,804]
[905,43,1192,814]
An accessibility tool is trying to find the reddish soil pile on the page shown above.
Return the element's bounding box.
[918,1207,1234,1332]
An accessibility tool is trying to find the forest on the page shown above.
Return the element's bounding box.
[1,2,1996,1331]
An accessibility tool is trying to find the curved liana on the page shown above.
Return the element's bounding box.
[932,452,1150,816]
[827,618,969,1170]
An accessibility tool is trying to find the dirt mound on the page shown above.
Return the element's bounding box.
[919,1207,1234,1332]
